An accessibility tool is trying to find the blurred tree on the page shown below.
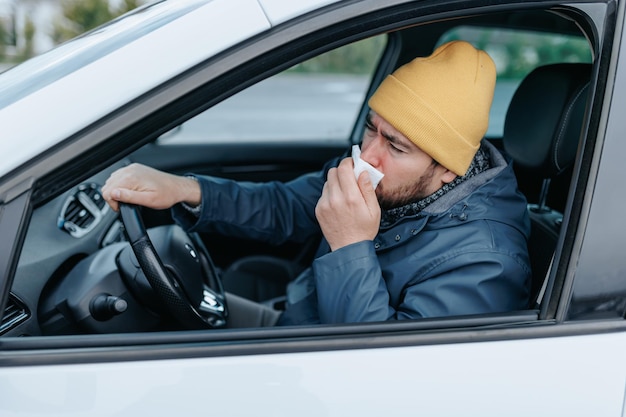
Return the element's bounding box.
[0,19,6,60]
[119,0,144,11]
[288,36,386,75]
[52,0,145,44]
[442,27,591,80]
[19,16,36,60]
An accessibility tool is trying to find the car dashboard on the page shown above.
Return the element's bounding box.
[3,161,129,337]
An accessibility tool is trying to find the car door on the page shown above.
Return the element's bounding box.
[2,1,626,416]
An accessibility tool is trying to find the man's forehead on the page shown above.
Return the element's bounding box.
[368,111,440,164]
[370,111,414,148]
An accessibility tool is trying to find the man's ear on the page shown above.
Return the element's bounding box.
[441,169,457,184]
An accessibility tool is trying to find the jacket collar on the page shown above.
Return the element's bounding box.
[380,141,503,229]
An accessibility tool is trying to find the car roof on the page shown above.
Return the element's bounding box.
[0,0,341,181]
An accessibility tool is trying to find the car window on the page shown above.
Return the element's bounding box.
[158,35,387,145]
[438,26,592,137]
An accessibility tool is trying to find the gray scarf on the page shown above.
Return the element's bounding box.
[380,143,492,228]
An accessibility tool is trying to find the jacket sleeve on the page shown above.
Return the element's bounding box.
[171,157,341,245]
[314,242,530,323]
[314,241,395,323]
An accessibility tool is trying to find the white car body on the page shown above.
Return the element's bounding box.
[0,0,271,178]
[2,0,626,415]
[2,331,626,416]
[2,332,626,416]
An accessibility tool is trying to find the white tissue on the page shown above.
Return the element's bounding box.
[352,145,384,189]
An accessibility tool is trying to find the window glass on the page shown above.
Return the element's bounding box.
[438,27,592,137]
[159,36,387,144]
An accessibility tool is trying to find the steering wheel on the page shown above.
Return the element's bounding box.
[119,203,227,329]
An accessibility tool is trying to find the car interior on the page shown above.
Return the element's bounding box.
[502,62,591,308]
[1,6,595,338]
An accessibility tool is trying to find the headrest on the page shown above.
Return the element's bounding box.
[503,63,591,178]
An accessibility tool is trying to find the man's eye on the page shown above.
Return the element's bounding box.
[388,142,403,153]
[365,121,376,132]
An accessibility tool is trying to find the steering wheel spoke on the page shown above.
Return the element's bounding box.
[199,285,227,327]
[119,203,228,329]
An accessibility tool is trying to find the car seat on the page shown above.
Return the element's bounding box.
[502,63,591,308]
[221,254,306,309]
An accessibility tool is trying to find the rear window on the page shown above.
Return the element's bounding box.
[438,26,592,137]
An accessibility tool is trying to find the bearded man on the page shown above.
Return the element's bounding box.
[103,41,531,327]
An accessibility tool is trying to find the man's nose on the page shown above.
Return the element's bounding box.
[360,135,384,167]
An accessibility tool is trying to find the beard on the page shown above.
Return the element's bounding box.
[376,164,437,210]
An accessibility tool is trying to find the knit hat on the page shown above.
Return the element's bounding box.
[368,40,496,176]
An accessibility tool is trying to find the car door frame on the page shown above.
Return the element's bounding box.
[0,0,619,356]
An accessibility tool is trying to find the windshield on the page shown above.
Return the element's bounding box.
[0,0,209,110]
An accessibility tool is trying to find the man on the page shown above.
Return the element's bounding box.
[102,41,531,327]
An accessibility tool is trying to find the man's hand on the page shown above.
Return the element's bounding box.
[102,163,201,212]
[315,157,381,251]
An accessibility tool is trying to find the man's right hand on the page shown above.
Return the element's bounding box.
[315,157,381,251]
[101,163,201,212]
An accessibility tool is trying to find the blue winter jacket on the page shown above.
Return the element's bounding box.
[173,141,531,325]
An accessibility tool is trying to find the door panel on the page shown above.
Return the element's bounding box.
[2,330,625,416]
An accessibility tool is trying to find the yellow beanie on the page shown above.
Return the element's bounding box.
[368,40,496,176]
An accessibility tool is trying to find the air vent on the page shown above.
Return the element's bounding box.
[58,183,109,238]
[1,294,29,335]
